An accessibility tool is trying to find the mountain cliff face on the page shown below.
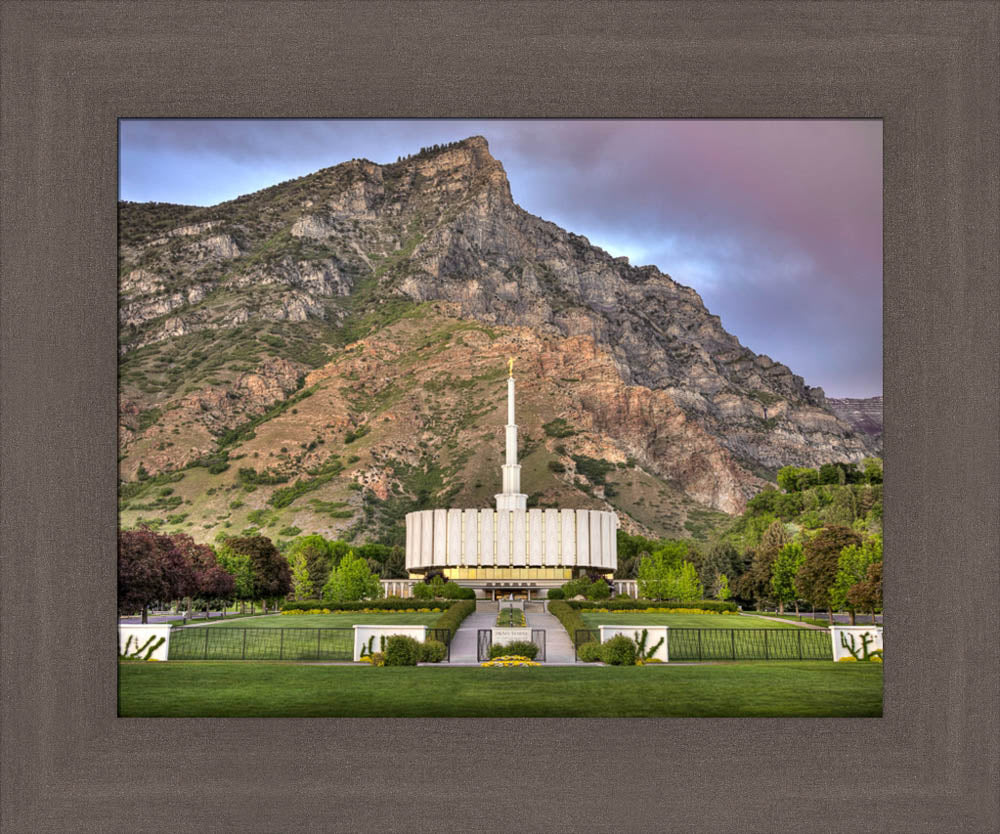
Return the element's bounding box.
[827,397,883,438]
[118,136,879,544]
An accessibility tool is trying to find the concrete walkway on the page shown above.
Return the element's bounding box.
[738,613,827,630]
[525,609,576,663]
[450,606,578,664]
[449,610,498,663]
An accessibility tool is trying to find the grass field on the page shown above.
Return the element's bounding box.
[118,662,882,717]
[579,612,805,629]
[184,613,442,629]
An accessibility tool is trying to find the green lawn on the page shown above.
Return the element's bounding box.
[580,612,804,629]
[186,613,441,629]
[749,613,841,628]
[118,662,882,717]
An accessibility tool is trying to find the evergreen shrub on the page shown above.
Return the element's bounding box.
[490,641,538,660]
[419,640,447,663]
[600,634,638,666]
[432,600,475,639]
[384,635,421,666]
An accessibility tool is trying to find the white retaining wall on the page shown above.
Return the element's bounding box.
[492,627,532,645]
[118,624,172,661]
[598,625,669,662]
[352,625,427,661]
[831,625,883,661]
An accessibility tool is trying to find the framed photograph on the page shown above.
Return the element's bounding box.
[3,2,997,831]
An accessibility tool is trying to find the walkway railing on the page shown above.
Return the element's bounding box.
[477,629,492,662]
[531,629,546,662]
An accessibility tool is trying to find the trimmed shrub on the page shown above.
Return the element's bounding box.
[384,635,421,666]
[577,641,602,662]
[586,581,611,600]
[600,634,638,666]
[547,588,565,600]
[282,599,467,613]
[490,640,538,660]
[420,640,447,663]
[433,599,475,639]
[561,577,592,599]
[412,583,436,600]
[548,600,590,646]
[414,579,476,600]
[565,599,738,613]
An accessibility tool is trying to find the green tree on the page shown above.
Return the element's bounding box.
[698,540,740,590]
[381,545,407,579]
[217,536,291,613]
[675,561,704,602]
[771,541,805,616]
[215,541,255,611]
[322,551,383,602]
[651,540,691,570]
[285,535,334,597]
[847,561,883,623]
[795,526,862,623]
[831,534,882,624]
[288,549,313,600]
[329,539,351,566]
[777,466,819,493]
[861,457,883,485]
[739,520,788,610]
[714,573,731,601]
[819,463,845,485]
[637,551,673,599]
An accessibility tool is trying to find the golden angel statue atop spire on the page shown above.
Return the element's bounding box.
[508,356,515,377]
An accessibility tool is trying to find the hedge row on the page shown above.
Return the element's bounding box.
[281,599,463,612]
[564,599,738,613]
[547,600,591,647]
[432,599,476,639]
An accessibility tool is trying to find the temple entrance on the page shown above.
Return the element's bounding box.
[491,588,529,601]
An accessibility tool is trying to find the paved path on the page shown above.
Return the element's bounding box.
[450,606,578,664]
[738,613,827,630]
[525,609,576,663]
[449,611,498,663]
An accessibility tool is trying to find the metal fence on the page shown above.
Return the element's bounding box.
[168,627,453,662]
[573,628,831,662]
[477,629,492,662]
[531,629,546,662]
[427,629,453,662]
[669,628,830,661]
[478,628,547,662]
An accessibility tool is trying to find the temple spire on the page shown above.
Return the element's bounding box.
[496,357,527,511]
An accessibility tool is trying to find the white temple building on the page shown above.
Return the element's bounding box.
[383,359,623,600]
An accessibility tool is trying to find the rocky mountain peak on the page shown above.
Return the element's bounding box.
[117,137,880,544]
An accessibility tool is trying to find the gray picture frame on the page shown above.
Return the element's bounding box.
[2,2,997,831]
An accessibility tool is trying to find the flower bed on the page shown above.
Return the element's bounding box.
[565,599,739,613]
[481,655,540,667]
[282,607,442,615]
[496,607,526,627]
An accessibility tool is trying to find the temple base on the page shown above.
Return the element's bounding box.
[494,492,527,511]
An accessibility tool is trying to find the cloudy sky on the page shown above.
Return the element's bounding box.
[120,119,882,397]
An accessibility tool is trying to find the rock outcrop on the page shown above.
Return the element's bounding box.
[827,396,883,437]
[117,136,881,540]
